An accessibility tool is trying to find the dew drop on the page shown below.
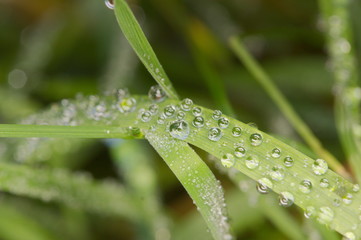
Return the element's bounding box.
[157,115,166,125]
[117,97,137,113]
[250,133,263,146]
[343,193,353,205]
[317,207,334,224]
[299,180,313,194]
[333,198,341,207]
[271,148,281,158]
[279,192,294,207]
[221,153,235,168]
[169,120,190,140]
[192,107,202,116]
[269,166,285,181]
[148,85,166,102]
[320,178,329,188]
[231,127,242,137]
[192,116,205,128]
[208,128,222,141]
[245,155,259,169]
[212,110,222,120]
[148,104,159,115]
[234,147,246,158]
[256,178,273,194]
[177,111,185,120]
[304,206,316,219]
[283,157,294,167]
[140,111,152,122]
[312,159,328,175]
[164,105,176,117]
[218,117,229,129]
[180,98,193,111]
[353,184,360,193]
[104,0,114,9]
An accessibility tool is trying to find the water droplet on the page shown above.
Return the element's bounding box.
[157,115,165,124]
[164,105,176,117]
[128,127,142,137]
[269,166,285,181]
[317,207,334,224]
[279,192,294,207]
[218,117,229,129]
[208,128,222,141]
[312,159,328,175]
[304,206,316,218]
[284,157,294,167]
[140,111,152,122]
[117,97,137,113]
[353,184,360,193]
[221,153,235,168]
[192,116,204,128]
[333,198,341,207]
[169,120,190,140]
[149,104,159,115]
[212,110,222,120]
[320,178,329,188]
[250,133,263,146]
[256,178,273,194]
[245,155,259,169]
[271,148,281,158]
[180,98,193,111]
[299,180,313,194]
[149,85,166,102]
[104,0,114,9]
[192,107,202,116]
[234,147,246,158]
[232,127,242,137]
[248,122,258,129]
[177,111,185,120]
[343,193,353,205]
[343,232,356,240]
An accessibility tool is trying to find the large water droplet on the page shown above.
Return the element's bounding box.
[221,153,235,168]
[234,147,246,158]
[304,206,316,218]
[245,155,259,169]
[164,105,176,117]
[192,107,202,116]
[218,117,229,129]
[169,120,190,140]
[212,110,222,120]
[256,178,273,194]
[312,159,328,175]
[279,192,294,207]
[271,148,281,158]
[149,85,166,102]
[283,156,294,167]
[317,207,334,224]
[269,166,285,181]
[104,0,114,9]
[231,127,242,137]
[180,98,193,111]
[117,97,137,113]
[192,116,204,128]
[299,180,313,194]
[320,178,329,188]
[208,128,222,141]
[250,133,263,146]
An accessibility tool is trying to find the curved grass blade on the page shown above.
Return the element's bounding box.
[113,0,178,99]
[0,162,138,220]
[147,130,233,240]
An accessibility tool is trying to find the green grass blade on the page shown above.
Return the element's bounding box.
[147,130,233,240]
[0,162,138,220]
[318,0,361,183]
[113,0,178,99]
[228,36,349,178]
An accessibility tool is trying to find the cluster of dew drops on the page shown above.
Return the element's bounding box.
[142,85,360,239]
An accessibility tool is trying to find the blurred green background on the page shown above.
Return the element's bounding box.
[0,0,361,239]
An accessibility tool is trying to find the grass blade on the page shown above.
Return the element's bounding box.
[113,0,178,99]
[147,130,233,240]
[228,36,348,178]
